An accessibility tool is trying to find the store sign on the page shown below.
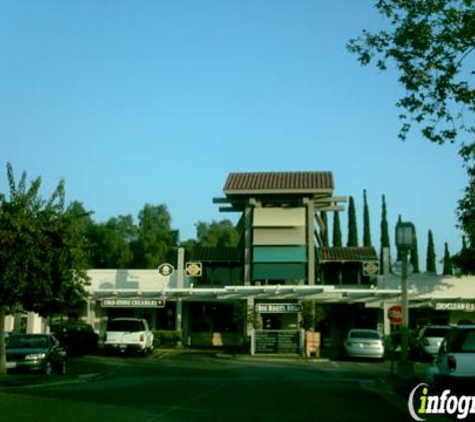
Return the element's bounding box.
[185,262,202,277]
[158,263,174,277]
[101,299,166,308]
[433,301,475,312]
[255,303,302,314]
[363,261,379,276]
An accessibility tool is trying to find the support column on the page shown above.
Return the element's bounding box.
[247,297,255,355]
[244,199,256,285]
[176,247,185,336]
[304,198,315,285]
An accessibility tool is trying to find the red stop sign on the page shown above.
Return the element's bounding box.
[388,305,403,324]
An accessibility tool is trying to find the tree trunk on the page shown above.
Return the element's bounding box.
[0,306,6,375]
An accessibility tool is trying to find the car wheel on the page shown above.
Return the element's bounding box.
[44,361,53,376]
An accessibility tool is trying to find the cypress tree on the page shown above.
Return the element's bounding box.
[332,211,342,247]
[380,195,390,270]
[443,243,453,275]
[426,230,437,273]
[396,215,402,262]
[320,211,329,247]
[363,189,372,247]
[347,196,358,247]
[410,226,420,273]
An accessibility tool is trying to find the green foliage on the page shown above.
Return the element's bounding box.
[443,242,454,275]
[153,330,182,347]
[426,230,437,273]
[380,195,391,269]
[347,196,358,247]
[320,211,329,247]
[300,301,327,331]
[363,190,372,247]
[0,164,90,374]
[348,0,475,150]
[87,214,136,268]
[453,236,475,273]
[349,0,475,266]
[131,204,178,268]
[332,211,342,247]
[410,226,420,273]
[195,219,240,248]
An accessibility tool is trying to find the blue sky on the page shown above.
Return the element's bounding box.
[0,1,466,271]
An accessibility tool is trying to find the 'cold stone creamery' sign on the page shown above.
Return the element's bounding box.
[255,303,301,314]
[101,299,166,308]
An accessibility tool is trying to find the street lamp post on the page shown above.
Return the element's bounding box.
[395,220,415,377]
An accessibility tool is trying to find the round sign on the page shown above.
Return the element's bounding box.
[158,263,174,277]
[388,305,403,324]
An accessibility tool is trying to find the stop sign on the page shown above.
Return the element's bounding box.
[388,305,403,324]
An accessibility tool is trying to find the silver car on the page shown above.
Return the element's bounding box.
[344,329,385,360]
[416,325,451,358]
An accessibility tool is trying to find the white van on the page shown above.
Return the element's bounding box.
[104,318,154,356]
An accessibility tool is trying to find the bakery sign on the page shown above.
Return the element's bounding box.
[432,300,475,312]
[255,303,302,314]
[101,298,166,308]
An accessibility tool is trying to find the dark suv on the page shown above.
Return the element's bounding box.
[51,321,99,356]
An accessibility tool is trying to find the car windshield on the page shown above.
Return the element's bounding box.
[6,335,49,349]
[423,327,450,337]
[350,331,380,340]
[107,320,144,332]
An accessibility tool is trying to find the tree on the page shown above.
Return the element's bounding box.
[0,164,89,375]
[195,219,239,248]
[426,230,437,273]
[348,0,475,153]
[380,195,391,270]
[320,211,329,247]
[131,204,178,268]
[363,190,372,247]
[348,0,475,270]
[453,235,475,273]
[458,169,475,238]
[347,196,358,247]
[410,225,420,273]
[87,215,136,268]
[332,211,342,247]
[443,242,454,275]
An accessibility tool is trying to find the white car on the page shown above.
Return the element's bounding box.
[104,318,154,356]
[344,329,385,360]
[426,325,475,390]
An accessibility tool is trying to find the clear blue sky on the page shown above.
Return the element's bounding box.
[0,1,466,271]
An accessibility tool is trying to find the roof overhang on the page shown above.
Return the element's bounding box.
[92,285,402,303]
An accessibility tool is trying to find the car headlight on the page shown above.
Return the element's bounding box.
[25,353,46,360]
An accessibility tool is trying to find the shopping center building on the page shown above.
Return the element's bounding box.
[7,171,475,354]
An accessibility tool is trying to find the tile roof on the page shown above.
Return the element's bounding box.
[190,247,241,262]
[318,247,378,262]
[224,172,334,194]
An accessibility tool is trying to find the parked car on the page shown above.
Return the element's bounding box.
[415,325,451,360]
[104,318,154,356]
[6,334,67,375]
[426,325,475,391]
[51,321,99,356]
[344,329,385,360]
